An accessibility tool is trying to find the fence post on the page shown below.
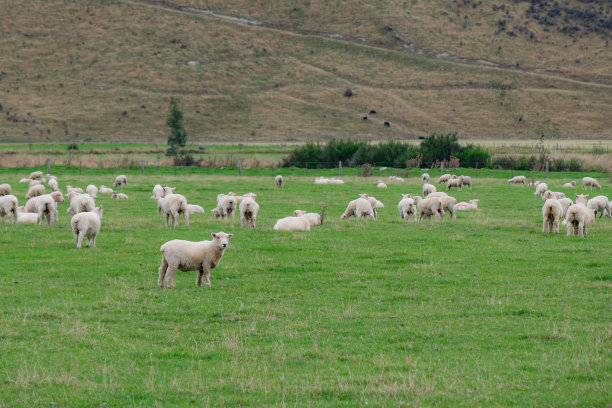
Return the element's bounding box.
[141,160,144,175]
[46,159,50,175]
[238,160,242,176]
[545,161,549,179]
[305,162,308,176]
[339,161,342,177]
[441,162,444,176]
[475,163,478,177]
[79,161,82,175]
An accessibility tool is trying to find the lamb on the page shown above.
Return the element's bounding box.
[187,204,205,215]
[0,183,11,196]
[35,194,61,225]
[439,196,457,220]
[460,176,472,190]
[423,183,436,197]
[565,194,594,237]
[341,194,375,220]
[314,177,331,185]
[86,184,98,198]
[212,194,237,220]
[99,185,113,194]
[446,176,464,191]
[275,175,284,187]
[414,196,444,221]
[274,216,311,231]
[563,181,576,188]
[397,194,417,221]
[48,178,59,192]
[438,174,452,184]
[66,185,83,194]
[377,180,387,188]
[151,185,175,200]
[158,232,233,288]
[71,206,103,249]
[455,199,479,210]
[421,173,430,183]
[114,175,128,187]
[29,171,43,180]
[534,183,548,198]
[17,212,38,223]
[239,195,259,228]
[25,184,45,199]
[582,177,601,190]
[112,192,128,200]
[508,176,526,185]
[67,194,96,215]
[542,199,563,234]
[586,196,610,219]
[160,194,189,228]
[0,194,18,223]
[293,210,323,226]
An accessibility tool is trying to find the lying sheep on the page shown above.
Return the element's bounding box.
[461,176,472,190]
[439,196,457,220]
[377,180,387,188]
[294,209,323,226]
[438,174,452,184]
[388,176,404,182]
[19,178,31,183]
[534,183,548,198]
[212,194,237,220]
[446,176,463,191]
[427,192,448,198]
[421,173,430,183]
[314,177,331,185]
[508,176,526,185]
[66,185,83,194]
[0,194,18,223]
[275,175,284,187]
[67,194,95,215]
[542,199,563,234]
[239,195,259,228]
[114,175,128,188]
[423,183,436,197]
[71,206,103,249]
[397,194,416,221]
[17,212,38,223]
[582,177,601,190]
[455,199,479,210]
[160,194,189,228]
[586,195,610,219]
[566,194,594,237]
[86,184,98,199]
[329,177,344,184]
[0,183,11,196]
[29,171,43,180]
[563,181,576,188]
[414,196,444,221]
[187,204,205,215]
[48,178,59,192]
[99,185,113,194]
[274,216,311,231]
[158,232,233,288]
[112,192,128,200]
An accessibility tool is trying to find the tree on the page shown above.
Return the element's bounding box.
[166,97,187,157]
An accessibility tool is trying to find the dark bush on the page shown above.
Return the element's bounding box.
[67,143,79,150]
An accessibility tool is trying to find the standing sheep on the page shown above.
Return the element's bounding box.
[397,194,416,221]
[212,194,237,220]
[25,184,45,199]
[275,175,284,187]
[158,232,233,288]
[414,196,444,221]
[542,199,563,234]
[439,196,457,220]
[160,194,189,228]
[582,177,601,190]
[71,206,103,249]
[446,176,464,191]
[565,194,594,237]
[86,184,98,199]
[239,195,259,228]
[0,184,11,196]
[24,191,65,214]
[534,183,548,198]
[114,175,128,188]
[460,176,472,190]
[586,196,610,219]
[0,194,18,223]
[508,176,526,185]
[67,194,96,215]
[48,178,59,192]
[35,194,61,225]
[423,183,436,197]
[421,173,430,183]
[438,174,452,184]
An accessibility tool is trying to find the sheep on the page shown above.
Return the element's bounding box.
[114,175,128,188]
[112,192,128,200]
[151,185,175,200]
[508,176,526,185]
[35,194,60,225]
[397,194,417,221]
[239,195,259,228]
[48,178,59,192]
[158,232,233,288]
[187,204,205,215]
[377,180,387,188]
[460,176,472,190]
[293,210,323,226]
[0,183,11,196]
[414,196,444,221]
[29,171,43,180]
[17,212,38,223]
[0,194,18,223]
[439,196,457,220]
[557,198,573,219]
[160,194,189,228]
[29,179,43,188]
[421,173,430,183]
[71,206,103,249]
[99,185,113,194]
[455,199,479,210]
[423,183,436,197]
[565,194,594,237]
[446,176,464,191]
[438,174,452,184]
[427,192,448,198]
[534,183,548,198]
[341,194,371,220]
[86,184,98,199]
[527,180,540,187]
[541,190,565,201]
[582,177,601,190]
[542,199,563,234]
[388,176,404,182]
[275,175,284,187]
[66,185,83,194]
[563,181,576,188]
[19,178,31,183]
[25,184,45,199]
[67,194,95,215]
[586,196,610,219]
[24,191,65,214]
[212,194,237,220]
[314,177,331,185]
[329,177,344,184]
[274,216,311,231]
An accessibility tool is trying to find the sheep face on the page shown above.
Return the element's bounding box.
[211,232,233,249]
[575,194,588,205]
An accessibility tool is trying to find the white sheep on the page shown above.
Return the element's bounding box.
[19,178,31,183]
[274,216,311,231]
[414,196,444,221]
[112,192,128,200]
[563,181,576,188]
[29,179,43,188]
[239,196,259,228]
[293,210,323,226]
[421,173,430,183]
[455,199,479,210]
[0,183,11,196]
[446,177,463,191]
[557,198,573,219]
[438,174,452,184]
[377,180,387,188]
[212,194,237,220]
[25,184,45,199]
[0,194,18,223]
[17,212,38,223]
[460,176,472,190]
[29,171,43,180]
[368,196,384,220]
[275,175,284,187]
[388,176,405,182]
[158,232,233,288]
[24,191,65,214]
[542,190,566,201]
[67,194,96,215]
[582,177,601,190]
[542,199,563,234]
[66,185,83,194]
[160,194,189,228]
[427,192,448,198]
[508,175,526,185]
[48,178,59,192]
[397,194,416,221]
[329,177,344,184]
[187,204,205,215]
[439,196,457,220]
[527,180,540,187]
[86,184,98,198]
[534,183,548,198]
[423,183,436,197]
[35,194,60,225]
[566,194,594,237]
[71,206,103,249]
[151,185,175,200]
[114,175,128,188]
[99,185,113,194]
[314,177,331,185]
[586,195,610,219]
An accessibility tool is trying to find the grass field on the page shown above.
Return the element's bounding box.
[0,168,611,406]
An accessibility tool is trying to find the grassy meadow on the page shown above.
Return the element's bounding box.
[0,167,611,406]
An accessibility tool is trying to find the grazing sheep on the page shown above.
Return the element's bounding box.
[587,196,610,219]
[438,174,452,184]
[314,177,331,185]
[421,173,430,183]
[293,210,323,226]
[239,195,259,228]
[35,194,60,225]
[414,196,444,221]
[212,194,237,220]
[71,206,103,249]
[274,216,311,231]
[112,192,128,200]
[446,176,464,191]
[29,171,43,180]
[508,176,526,185]
[534,183,548,198]
[542,199,563,234]
[86,184,98,199]
[0,183,11,196]
[99,185,113,194]
[377,180,387,188]
[455,199,479,210]
[158,232,233,288]
[275,175,284,187]
[423,183,436,197]
[48,178,59,192]
[582,177,601,190]
[114,175,128,188]
[29,179,43,188]
[66,185,83,194]
[439,196,457,220]
[67,194,96,215]
[566,194,594,237]
[427,192,448,198]
[24,191,65,214]
[187,204,205,215]
[341,194,375,220]
[0,194,18,223]
[25,184,45,199]
[398,194,416,221]
[160,194,189,228]
[460,176,472,190]
[17,212,38,223]
[563,181,576,188]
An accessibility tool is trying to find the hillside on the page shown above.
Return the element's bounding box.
[0,0,610,143]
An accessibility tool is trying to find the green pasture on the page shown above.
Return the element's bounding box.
[0,169,610,406]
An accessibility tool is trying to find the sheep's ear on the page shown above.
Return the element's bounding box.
[227,234,233,239]
[211,233,217,238]
[575,194,578,198]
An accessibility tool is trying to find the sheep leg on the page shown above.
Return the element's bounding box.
[566,223,572,237]
[92,234,97,248]
[76,231,85,249]
[196,266,204,287]
[450,208,455,220]
[183,213,189,228]
[37,212,44,225]
[171,211,179,228]
[165,213,170,227]
[165,264,178,289]
[581,222,587,237]
[553,219,559,234]
[203,266,211,286]
[158,256,168,288]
